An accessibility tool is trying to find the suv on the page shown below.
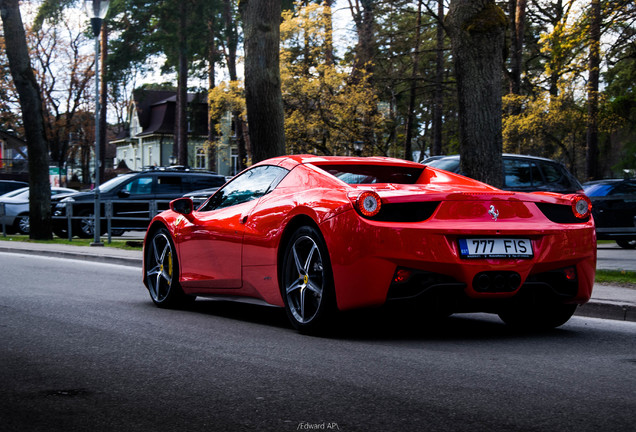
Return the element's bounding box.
[422,154,583,194]
[583,178,636,249]
[52,168,227,238]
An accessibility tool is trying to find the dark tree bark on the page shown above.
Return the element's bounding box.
[585,0,601,181]
[404,0,423,161]
[446,0,507,188]
[240,0,285,163]
[225,0,248,170]
[99,21,108,180]
[0,0,52,239]
[508,0,526,96]
[432,0,444,156]
[207,14,217,172]
[176,0,188,166]
[348,0,376,82]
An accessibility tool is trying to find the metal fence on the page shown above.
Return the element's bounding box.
[1,199,172,243]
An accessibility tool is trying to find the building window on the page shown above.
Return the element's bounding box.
[195,147,206,169]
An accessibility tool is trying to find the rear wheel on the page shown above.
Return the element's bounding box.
[616,239,636,249]
[145,228,193,308]
[77,210,94,238]
[281,226,336,333]
[498,302,577,330]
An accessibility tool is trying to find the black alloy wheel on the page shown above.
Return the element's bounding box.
[281,225,336,333]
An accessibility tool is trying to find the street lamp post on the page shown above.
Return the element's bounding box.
[85,0,110,246]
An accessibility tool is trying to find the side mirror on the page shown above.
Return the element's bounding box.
[170,197,194,215]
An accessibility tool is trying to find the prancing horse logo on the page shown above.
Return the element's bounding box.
[488,205,499,221]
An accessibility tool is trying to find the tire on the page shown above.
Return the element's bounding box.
[616,239,636,249]
[76,210,95,238]
[14,214,30,235]
[145,228,194,308]
[498,302,577,330]
[280,226,336,333]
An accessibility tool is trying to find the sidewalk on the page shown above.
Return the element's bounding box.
[0,239,634,323]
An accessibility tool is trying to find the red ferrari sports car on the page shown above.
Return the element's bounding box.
[143,155,596,333]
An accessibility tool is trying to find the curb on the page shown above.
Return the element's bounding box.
[0,245,143,268]
[575,302,635,322]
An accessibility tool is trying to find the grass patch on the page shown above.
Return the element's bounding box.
[0,234,143,250]
[595,269,636,286]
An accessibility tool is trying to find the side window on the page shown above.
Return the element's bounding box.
[610,182,636,196]
[199,165,288,211]
[156,175,183,194]
[188,176,226,191]
[122,176,153,195]
[503,159,534,188]
[539,163,572,189]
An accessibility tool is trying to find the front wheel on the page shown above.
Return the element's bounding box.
[15,214,30,235]
[145,228,194,308]
[280,226,336,333]
[498,302,577,330]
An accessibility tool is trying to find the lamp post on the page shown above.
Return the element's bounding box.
[85,0,110,246]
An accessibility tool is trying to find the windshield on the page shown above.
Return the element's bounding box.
[424,158,460,172]
[315,164,424,184]
[0,187,29,199]
[98,173,137,193]
[583,183,614,197]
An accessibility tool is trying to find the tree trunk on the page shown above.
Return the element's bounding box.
[207,14,217,172]
[508,0,526,96]
[585,0,601,181]
[432,0,444,156]
[99,21,108,179]
[404,0,423,161]
[446,0,506,188]
[240,0,285,163]
[0,0,51,239]
[176,0,188,166]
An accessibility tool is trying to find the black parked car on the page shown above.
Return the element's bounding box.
[421,154,584,194]
[583,178,636,249]
[52,168,227,238]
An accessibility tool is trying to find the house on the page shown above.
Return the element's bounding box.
[111,89,238,176]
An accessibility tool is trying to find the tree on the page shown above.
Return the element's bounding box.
[240,0,285,163]
[0,0,51,239]
[446,0,507,187]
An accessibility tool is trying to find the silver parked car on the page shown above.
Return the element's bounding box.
[0,186,77,234]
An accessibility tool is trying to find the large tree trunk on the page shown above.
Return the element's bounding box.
[585,0,601,181]
[0,0,51,239]
[508,0,526,96]
[176,0,188,166]
[432,0,444,156]
[446,0,506,188]
[240,0,285,163]
[225,0,248,170]
[99,21,108,180]
[404,0,423,161]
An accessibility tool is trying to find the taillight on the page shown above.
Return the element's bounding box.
[356,191,382,217]
[572,195,592,219]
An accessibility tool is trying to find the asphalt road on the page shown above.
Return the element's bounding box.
[1,253,635,432]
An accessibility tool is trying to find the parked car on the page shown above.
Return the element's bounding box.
[583,178,636,249]
[52,168,226,238]
[422,154,584,194]
[0,180,28,195]
[0,186,77,234]
[143,155,595,333]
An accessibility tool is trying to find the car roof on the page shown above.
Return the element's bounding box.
[261,154,424,170]
[424,153,565,164]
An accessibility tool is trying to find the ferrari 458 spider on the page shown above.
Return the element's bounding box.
[143,155,596,333]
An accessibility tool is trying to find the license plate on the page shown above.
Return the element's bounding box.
[458,238,533,259]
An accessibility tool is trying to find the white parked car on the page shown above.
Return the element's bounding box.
[0,186,77,234]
